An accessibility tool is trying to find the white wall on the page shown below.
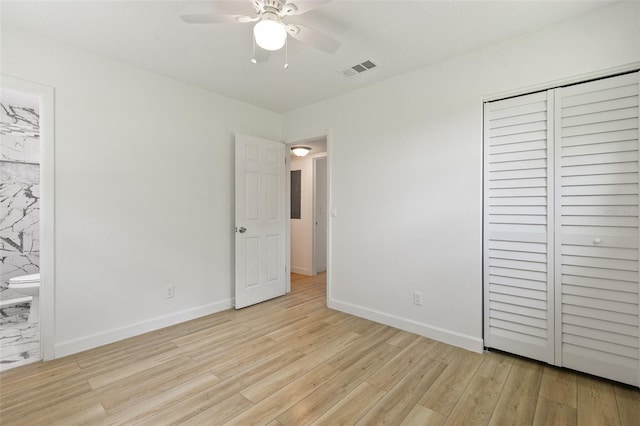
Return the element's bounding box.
[290,152,326,275]
[1,25,282,356]
[283,2,640,352]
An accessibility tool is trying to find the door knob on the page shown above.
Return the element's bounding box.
[238,227,247,234]
[593,238,602,244]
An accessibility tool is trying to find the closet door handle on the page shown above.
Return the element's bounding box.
[593,238,602,245]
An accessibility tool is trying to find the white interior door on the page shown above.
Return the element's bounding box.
[554,72,639,386]
[484,72,640,386]
[483,90,556,364]
[314,157,327,274]
[235,133,286,309]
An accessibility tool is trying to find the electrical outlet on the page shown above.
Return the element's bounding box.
[166,285,175,299]
[413,291,423,306]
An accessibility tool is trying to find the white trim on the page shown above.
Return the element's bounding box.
[290,266,313,276]
[483,62,640,102]
[312,155,328,276]
[637,72,640,388]
[329,298,484,353]
[54,299,232,358]
[0,74,56,361]
[553,87,563,367]
[284,149,291,294]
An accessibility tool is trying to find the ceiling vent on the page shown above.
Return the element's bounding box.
[339,59,377,78]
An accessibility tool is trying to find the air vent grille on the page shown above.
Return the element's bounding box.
[339,59,377,78]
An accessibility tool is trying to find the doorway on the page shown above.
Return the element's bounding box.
[288,137,329,288]
[0,76,55,365]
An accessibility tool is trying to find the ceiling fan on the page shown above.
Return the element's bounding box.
[181,0,341,66]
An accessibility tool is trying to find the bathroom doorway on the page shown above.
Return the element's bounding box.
[0,76,55,368]
[288,136,329,292]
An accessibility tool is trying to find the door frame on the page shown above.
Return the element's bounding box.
[1,74,56,361]
[285,132,331,300]
[312,155,328,276]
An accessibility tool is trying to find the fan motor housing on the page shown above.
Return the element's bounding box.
[254,0,287,14]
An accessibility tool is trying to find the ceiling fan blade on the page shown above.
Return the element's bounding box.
[180,14,256,24]
[208,1,255,16]
[286,24,340,54]
[252,46,271,63]
[282,1,331,16]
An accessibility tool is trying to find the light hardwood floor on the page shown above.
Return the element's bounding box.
[1,273,638,425]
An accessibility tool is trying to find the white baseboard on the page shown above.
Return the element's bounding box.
[328,298,484,353]
[291,266,313,276]
[54,299,233,358]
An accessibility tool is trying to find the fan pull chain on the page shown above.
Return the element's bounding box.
[251,34,257,64]
[284,35,289,69]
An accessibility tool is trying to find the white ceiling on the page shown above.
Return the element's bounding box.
[1,0,614,113]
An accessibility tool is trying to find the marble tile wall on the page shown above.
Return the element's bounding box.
[1,101,40,289]
[0,308,39,371]
[0,97,41,370]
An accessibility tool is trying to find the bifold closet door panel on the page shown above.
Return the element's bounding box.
[555,71,640,386]
[483,91,555,364]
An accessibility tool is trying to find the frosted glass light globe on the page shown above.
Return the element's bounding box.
[254,19,286,51]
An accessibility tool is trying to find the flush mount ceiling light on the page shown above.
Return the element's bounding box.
[253,12,287,51]
[291,146,311,157]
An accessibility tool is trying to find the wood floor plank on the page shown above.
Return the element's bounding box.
[134,349,304,425]
[444,374,502,425]
[358,357,447,425]
[0,363,85,410]
[615,385,640,426]
[532,397,577,426]
[475,351,514,384]
[181,393,253,425]
[277,343,400,425]
[311,382,387,426]
[0,360,81,392]
[240,331,360,404]
[367,337,436,391]
[423,341,462,364]
[0,356,79,385]
[576,375,621,426]
[488,358,544,426]
[49,403,109,426]
[399,404,446,426]
[1,273,637,426]
[419,350,484,416]
[77,339,182,371]
[224,363,339,426]
[97,372,220,425]
[87,344,185,389]
[0,379,94,423]
[265,312,330,341]
[539,366,577,409]
[97,356,207,414]
[1,388,101,426]
[386,330,419,348]
[324,326,399,371]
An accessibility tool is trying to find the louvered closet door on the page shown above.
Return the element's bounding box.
[555,72,640,386]
[483,90,555,364]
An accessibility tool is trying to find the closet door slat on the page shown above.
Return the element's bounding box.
[555,71,639,387]
[484,90,555,364]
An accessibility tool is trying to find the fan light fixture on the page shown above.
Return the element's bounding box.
[254,13,287,51]
[291,146,311,157]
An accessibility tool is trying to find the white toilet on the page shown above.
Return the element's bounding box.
[8,273,40,323]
